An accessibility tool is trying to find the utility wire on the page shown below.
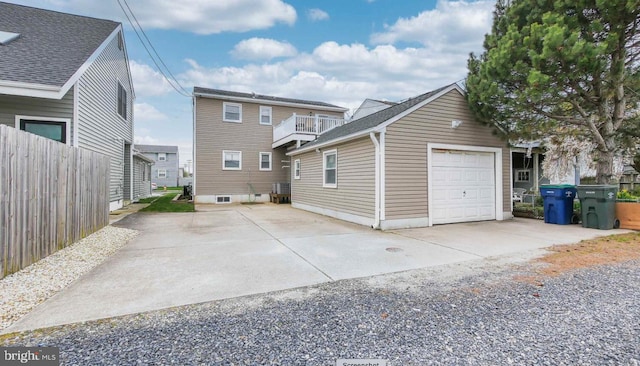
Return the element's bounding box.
[116,0,191,97]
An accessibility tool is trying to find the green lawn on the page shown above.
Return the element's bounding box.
[139,193,194,212]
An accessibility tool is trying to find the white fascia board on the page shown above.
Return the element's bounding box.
[194,92,348,113]
[286,127,377,156]
[0,81,62,99]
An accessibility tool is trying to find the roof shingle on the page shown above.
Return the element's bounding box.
[0,2,119,87]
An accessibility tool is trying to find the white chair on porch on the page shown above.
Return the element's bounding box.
[513,188,527,202]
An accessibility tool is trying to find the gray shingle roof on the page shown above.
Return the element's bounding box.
[301,84,454,149]
[0,2,119,87]
[135,145,179,154]
[193,86,347,110]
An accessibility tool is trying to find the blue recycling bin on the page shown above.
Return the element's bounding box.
[540,184,577,225]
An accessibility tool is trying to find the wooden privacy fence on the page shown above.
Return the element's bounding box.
[0,125,110,279]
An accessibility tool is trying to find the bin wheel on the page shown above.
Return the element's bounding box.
[571,214,580,225]
[614,219,620,229]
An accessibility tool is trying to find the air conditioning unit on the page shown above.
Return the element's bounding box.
[272,182,291,194]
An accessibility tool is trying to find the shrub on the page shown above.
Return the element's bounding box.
[617,189,638,201]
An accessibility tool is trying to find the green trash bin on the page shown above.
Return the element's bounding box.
[576,185,619,229]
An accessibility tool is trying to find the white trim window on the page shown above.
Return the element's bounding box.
[157,169,167,178]
[323,150,337,188]
[117,82,127,120]
[259,152,272,171]
[16,115,71,145]
[223,150,242,170]
[294,159,301,180]
[158,152,167,161]
[259,106,272,125]
[223,102,242,123]
[515,169,530,182]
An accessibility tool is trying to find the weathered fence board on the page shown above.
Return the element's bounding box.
[0,125,110,278]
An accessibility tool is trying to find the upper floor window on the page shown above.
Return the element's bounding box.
[259,106,272,125]
[223,102,242,123]
[323,150,337,188]
[158,153,167,161]
[117,82,127,120]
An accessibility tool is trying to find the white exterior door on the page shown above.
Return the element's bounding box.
[431,149,496,224]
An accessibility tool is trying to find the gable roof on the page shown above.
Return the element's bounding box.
[193,87,348,113]
[291,83,459,155]
[0,2,120,97]
[135,144,179,154]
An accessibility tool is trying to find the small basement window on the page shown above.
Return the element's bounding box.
[216,196,231,204]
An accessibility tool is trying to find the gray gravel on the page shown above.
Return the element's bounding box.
[3,259,639,366]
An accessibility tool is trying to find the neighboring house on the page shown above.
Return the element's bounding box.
[132,150,154,201]
[288,83,513,230]
[193,87,348,203]
[0,2,135,211]
[511,142,549,192]
[136,144,180,187]
[351,98,396,120]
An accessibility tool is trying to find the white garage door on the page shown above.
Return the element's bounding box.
[431,149,496,225]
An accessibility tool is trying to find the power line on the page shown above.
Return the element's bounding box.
[116,0,191,98]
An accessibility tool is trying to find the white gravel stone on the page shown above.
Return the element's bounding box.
[0,226,137,330]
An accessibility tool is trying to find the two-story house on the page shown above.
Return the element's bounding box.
[0,2,136,210]
[192,87,348,203]
[136,144,180,188]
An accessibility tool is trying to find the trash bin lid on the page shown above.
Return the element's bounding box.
[540,184,576,189]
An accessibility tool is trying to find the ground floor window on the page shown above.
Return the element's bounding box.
[259,152,272,171]
[223,150,242,170]
[323,150,337,188]
[19,118,67,143]
[158,169,167,178]
[294,159,301,179]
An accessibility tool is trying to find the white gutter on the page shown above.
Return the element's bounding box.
[369,132,380,229]
[193,91,348,113]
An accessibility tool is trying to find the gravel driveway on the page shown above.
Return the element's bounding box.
[3,258,639,365]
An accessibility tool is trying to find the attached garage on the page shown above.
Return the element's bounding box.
[289,83,512,230]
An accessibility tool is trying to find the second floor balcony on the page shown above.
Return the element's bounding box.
[273,114,345,148]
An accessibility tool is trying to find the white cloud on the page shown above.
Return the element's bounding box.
[21,0,297,34]
[371,0,494,52]
[129,60,173,97]
[134,103,170,123]
[307,8,329,21]
[231,38,298,60]
[180,40,469,114]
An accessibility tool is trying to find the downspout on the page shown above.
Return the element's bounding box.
[370,132,380,229]
[379,128,386,222]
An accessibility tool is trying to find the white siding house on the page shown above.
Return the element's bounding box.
[0,2,136,210]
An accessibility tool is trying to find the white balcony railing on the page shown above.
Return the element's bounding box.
[273,114,345,146]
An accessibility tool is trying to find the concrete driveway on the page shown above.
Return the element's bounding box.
[6,204,629,332]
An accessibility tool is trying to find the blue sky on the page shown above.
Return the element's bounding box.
[12,0,496,167]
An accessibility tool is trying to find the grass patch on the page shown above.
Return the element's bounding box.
[139,193,194,212]
[136,196,159,204]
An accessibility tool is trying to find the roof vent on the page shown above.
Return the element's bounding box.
[0,31,20,45]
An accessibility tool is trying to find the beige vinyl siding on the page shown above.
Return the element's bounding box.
[292,137,375,219]
[195,97,341,196]
[384,89,510,220]
[77,32,134,203]
[0,88,74,141]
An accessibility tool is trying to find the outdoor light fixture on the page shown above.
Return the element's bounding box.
[451,120,463,129]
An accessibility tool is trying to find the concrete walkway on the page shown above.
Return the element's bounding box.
[5,204,630,333]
